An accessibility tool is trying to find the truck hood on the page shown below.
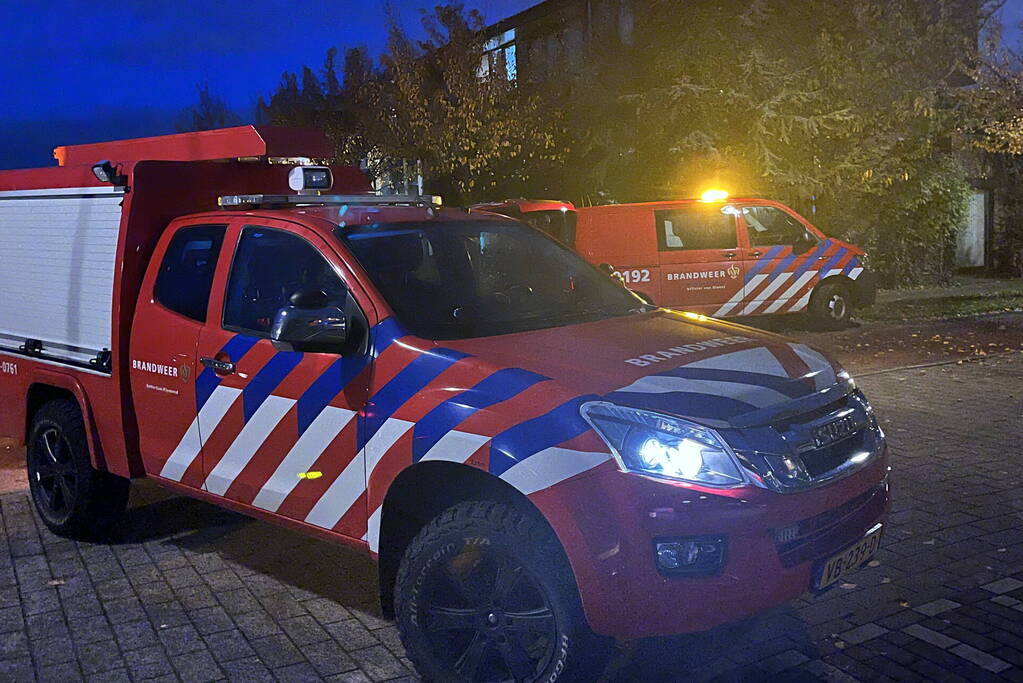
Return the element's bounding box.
[445,310,854,429]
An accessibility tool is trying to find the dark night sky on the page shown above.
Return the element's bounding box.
[2,0,1022,171]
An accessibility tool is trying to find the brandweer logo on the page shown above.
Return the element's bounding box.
[625,336,754,366]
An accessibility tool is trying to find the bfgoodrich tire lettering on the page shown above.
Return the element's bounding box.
[27,398,129,538]
[395,500,611,682]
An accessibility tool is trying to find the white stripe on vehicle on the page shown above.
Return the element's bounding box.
[204,395,295,496]
[763,271,817,314]
[713,274,768,317]
[614,375,791,408]
[420,430,492,463]
[848,267,863,280]
[790,289,814,312]
[499,447,611,496]
[365,507,382,554]
[304,450,367,530]
[160,385,241,481]
[685,347,790,377]
[739,272,792,316]
[364,418,415,475]
[251,406,357,513]
[789,343,838,389]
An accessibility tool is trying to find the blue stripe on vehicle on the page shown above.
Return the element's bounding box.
[607,390,759,422]
[841,255,860,277]
[195,335,260,411]
[790,240,832,280]
[242,351,304,422]
[661,367,808,398]
[360,348,471,447]
[488,395,598,477]
[743,245,784,283]
[412,368,550,462]
[819,246,848,276]
[295,318,405,435]
[372,317,405,357]
[760,249,800,283]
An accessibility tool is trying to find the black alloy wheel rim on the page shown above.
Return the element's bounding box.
[420,545,558,682]
[32,427,78,522]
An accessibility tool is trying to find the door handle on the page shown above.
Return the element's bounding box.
[723,252,737,259]
[200,357,235,375]
[750,251,762,258]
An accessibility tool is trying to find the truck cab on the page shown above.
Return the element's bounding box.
[1,129,889,682]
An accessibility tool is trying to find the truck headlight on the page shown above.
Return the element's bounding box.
[580,402,747,487]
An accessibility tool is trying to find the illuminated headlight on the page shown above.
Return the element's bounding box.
[580,402,747,486]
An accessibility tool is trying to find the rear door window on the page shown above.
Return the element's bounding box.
[655,207,737,251]
[154,224,227,322]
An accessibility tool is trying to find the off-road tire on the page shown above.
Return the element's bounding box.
[808,280,853,330]
[395,500,612,682]
[26,399,129,538]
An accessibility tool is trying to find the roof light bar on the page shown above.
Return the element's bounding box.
[218,194,443,209]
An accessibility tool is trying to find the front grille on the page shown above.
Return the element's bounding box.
[801,430,869,478]
[773,482,887,568]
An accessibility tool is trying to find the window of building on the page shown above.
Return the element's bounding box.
[480,28,517,81]
[154,224,226,322]
[655,207,737,251]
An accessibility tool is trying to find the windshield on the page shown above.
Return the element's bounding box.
[337,219,647,340]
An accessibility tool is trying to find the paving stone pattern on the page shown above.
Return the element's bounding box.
[1,354,1022,681]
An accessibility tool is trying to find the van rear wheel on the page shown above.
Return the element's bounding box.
[809,280,853,329]
[395,500,612,682]
[27,398,129,539]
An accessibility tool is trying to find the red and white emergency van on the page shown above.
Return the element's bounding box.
[1,128,889,682]
[483,196,877,328]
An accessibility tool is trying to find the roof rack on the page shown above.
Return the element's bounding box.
[218,193,442,210]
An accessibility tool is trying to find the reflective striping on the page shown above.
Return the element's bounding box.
[204,395,295,495]
[763,271,817,314]
[685,347,789,377]
[789,344,838,389]
[420,430,491,463]
[364,418,415,475]
[304,451,367,529]
[161,386,242,481]
[242,352,303,422]
[739,272,792,315]
[499,447,610,495]
[664,366,810,398]
[489,396,598,477]
[361,348,469,448]
[195,335,259,411]
[365,507,383,554]
[296,356,369,435]
[251,406,356,512]
[611,375,789,408]
[743,245,784,282]
[790,289,814,312]
[847,266,864,280]
[412,367,548,462]
[714,274,767,317]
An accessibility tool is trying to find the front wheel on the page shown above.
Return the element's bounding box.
[808,280,854,329]
[27,399,129,538]
[395,500,612,682]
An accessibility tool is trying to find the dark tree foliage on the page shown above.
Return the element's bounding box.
[177,82,241,132]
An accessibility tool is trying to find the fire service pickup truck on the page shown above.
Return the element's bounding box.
[0,127,889,682]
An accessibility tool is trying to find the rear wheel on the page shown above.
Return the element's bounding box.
[27,399,129,538]
[395,500,612,682]
[808,280,853,329]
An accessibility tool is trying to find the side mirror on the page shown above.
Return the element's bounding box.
[795,233,817,253]
[598,263,626,285]
[270,288,348,353]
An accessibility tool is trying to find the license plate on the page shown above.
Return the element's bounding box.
[814,527,883,590]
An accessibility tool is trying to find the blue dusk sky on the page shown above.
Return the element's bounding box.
[1,0,1022,170]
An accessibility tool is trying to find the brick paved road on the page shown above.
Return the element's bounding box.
[2,353,1022,682]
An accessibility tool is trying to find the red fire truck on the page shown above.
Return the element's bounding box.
[1,128,888,682]
[479,196,876,328]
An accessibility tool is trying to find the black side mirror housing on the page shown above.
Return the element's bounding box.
[271,288,349,353]
[598,263,626,285]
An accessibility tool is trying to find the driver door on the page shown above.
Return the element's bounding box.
[194,220,375,540]
[737,205,824,315]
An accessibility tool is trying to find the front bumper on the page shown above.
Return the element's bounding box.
[540,444,890,639]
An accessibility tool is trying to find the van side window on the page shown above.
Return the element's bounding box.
[154,225,226,322]
[655,207,737,251]
[742,206,817,248]
[223,227,347,336]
